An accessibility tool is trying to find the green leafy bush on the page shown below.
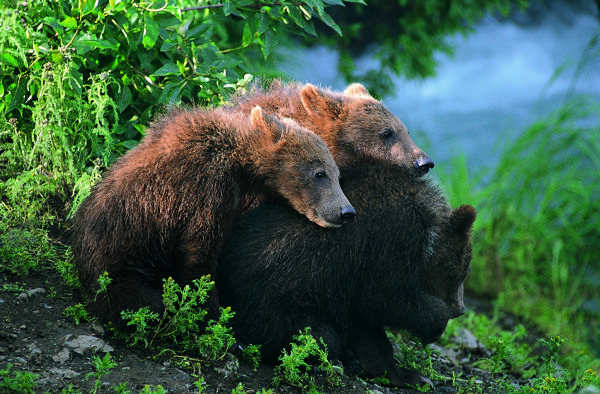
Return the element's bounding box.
[272,327,340,390]
[0,364,38,394]
[121,275,235,362]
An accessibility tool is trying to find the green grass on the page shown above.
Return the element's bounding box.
[437,94,600,376]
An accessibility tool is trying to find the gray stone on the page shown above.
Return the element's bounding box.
[18,288,46,301]
[49,367,80,379]
[52,347,70,363]
[64,334,114,356]
[453,328,484,351]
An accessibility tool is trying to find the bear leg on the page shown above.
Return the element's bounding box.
[346,323,432,389]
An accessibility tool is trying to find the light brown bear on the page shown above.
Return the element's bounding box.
[70,106,354,328]
[229,80,434,174]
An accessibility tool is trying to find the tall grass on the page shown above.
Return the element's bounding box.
[1,62,119,224]
[439,95,600,355]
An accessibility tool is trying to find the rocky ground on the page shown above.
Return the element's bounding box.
[0,265,556,394]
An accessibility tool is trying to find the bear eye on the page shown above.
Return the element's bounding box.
[314,171,327,179]
[380,128,394,139]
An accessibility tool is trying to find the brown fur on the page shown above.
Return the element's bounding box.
[228,80,434,173]
[70,106,353,328]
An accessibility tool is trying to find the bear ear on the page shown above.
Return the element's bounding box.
[450,205,477,236]
[300,84,343,119]
[250,106,285,146]
[343,83,373,98]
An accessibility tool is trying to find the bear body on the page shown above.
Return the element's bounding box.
[229,81,435,174]
[71,106,354,328]
[218,160,476,388]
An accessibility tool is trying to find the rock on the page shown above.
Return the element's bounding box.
[52,347,71,363]
[17,288,46,302]
[64,334,114,356]
[27,343,42,364]
[213,353,239,379]
[454,328,485,352]
[49,367,80,379]
[579,386,600,394]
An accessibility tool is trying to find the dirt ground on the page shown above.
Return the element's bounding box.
[0,265,524,394]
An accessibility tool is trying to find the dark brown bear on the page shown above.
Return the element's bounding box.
[71,106,354,329]
[218,160,476,388]
[229,81,434,174]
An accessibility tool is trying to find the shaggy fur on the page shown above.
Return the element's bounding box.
[218,160,476,388]
[228,81,435,174]
[71,106,353,328]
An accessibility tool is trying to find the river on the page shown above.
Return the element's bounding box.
[278,1,600,169]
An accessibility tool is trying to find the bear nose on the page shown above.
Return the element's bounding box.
[340,205,356,222]
[451,306,466,319]
[415,156,435,176]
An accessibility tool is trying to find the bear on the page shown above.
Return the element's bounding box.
[228,80,435,174]
[218,159,476,388]
[70,106,355,329]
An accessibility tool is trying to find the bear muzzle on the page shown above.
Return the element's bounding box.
[340,204,356,222]
[415,155,435,176]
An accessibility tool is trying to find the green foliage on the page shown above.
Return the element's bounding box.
[390,332,445,384]
[95,271,113,303]
[64,303,92,325]
[0,364,38,394]
[198,306,236,361]
[316,0,530,96]
[241,344,262,371]
[438,92,600,363]
[272,327,341,391]
[54,248,81,288]
[86,353,118,394]
[439,310,600,392]
[1,0,357,135]
[139,385,167,394]
[121,276,235,361]
[0,226,54,274]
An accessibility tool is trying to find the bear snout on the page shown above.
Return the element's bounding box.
[449,305,466,319]
[340,205,356,222]
[415,155,435,176]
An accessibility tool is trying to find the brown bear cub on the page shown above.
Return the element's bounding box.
[229,80,434,174]
[71,106,354,329]
[218,160,476,388]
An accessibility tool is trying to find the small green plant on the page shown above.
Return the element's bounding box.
[197,306,236,361]
[86,352,117,394]
[581,368,600,389]
[139,385,167,394]
[1,282,25,293]
[113,382,131,394]
[121,306,160,347]
[0,364,38,393]
[94,271,112,304]
[60,382,81,393]
[193,375,205,393]
[121,276,235,361]
[390,331,445,385]
[231,383,245,394]
[54,248,80,288]
[272,327,340,390]
[242,344,262,371]
[522,336,569,392]
[64,303,92,325]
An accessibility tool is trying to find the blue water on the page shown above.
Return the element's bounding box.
[278,4,600,169]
